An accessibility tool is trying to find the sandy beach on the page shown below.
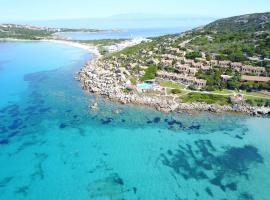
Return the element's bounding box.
[0,38,101,59]
[43,39,101,58]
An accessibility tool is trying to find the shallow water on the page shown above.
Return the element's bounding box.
[58,27,190,40]
[0,41,270,200]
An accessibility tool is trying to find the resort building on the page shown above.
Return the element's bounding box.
[195,57,207,63]
[240,65,266,76]
[188,68,198,76]
[185,59,195,65]
[201,65,212,71]
[175,64,189,74]
[166,47,185,56]
[210,60,218,66]
[231,62,243,70]
[160,59,173,67]
[221,75,232,82]
[219,60,232,68]
[195,79,207,88]
[192,62,202,69]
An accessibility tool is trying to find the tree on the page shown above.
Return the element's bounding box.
[186,51,201,59]
[227,79,240,90]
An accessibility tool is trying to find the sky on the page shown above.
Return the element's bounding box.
[0,0,269,22]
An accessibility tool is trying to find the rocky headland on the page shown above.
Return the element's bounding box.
[76,57,270,116]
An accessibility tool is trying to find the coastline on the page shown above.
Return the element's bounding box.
[1,37,269,116]
[0,38,38,42]
[0,38,101,59]
[42,39,101,59]
[76,58,270,116]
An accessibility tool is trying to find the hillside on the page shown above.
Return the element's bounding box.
[204,12,270,32]
[0,24,58,40]
[187,12,270,63]
[96,12,270,107]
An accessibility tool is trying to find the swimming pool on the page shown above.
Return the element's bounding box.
[137,83,153,90]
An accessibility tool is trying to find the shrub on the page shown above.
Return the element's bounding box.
[171,89,182,94]
[181,93,230,105]
[188,84,198,90]
[140,65,158,81]
[186,51,201,59]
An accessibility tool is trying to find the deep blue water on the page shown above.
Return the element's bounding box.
[57,27,191,40]
[0,41,270,200]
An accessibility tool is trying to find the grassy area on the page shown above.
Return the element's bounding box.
[159,80,185,90]
[140,65,158,81]
[171,89,182,94]
[245,97,270,106]
[130,78,137,85]
[181,93,230,105]
[241,91,270,99]
[211,89,270,99]
[213,89,235,95]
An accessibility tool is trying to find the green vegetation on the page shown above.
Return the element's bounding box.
[239,81,270,92]
[171,88,182,94]
[195,66,270,91]
[76,39,127,46]
[185,51,201,59]
[187,13,270,61]
[122,88,131,94]
[130,78,137,85]
[0,27,54,40]
[109,40,156,58]
[241,91,270,99]
[181,93,230,105]
[96,12,270,108]
[0,25,103,40]
[187,84,198,91]
[140,65,158,81]
[108,33,182,58]
[159,80,184,90]
[246,98,270,107]
[196,67,240,90]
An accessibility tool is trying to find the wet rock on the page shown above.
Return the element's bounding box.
[90,102,98,111]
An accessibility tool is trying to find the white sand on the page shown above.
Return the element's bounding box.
[104,37,150,53]
[42,39,101,58]
[0,38,101,58]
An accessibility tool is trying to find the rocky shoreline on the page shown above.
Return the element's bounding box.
[76,57,270,116]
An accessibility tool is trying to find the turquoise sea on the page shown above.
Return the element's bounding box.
[57,27,192,40]
[0,41,270,200]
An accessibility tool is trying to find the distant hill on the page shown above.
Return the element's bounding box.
[0,24,102,40]
[204,12,270,32]
[183,12,270,62]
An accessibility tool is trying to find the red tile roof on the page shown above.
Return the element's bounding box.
[241,75,270,82]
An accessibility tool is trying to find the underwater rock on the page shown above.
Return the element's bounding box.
[90,102,98,111]
[87,173,128,200]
